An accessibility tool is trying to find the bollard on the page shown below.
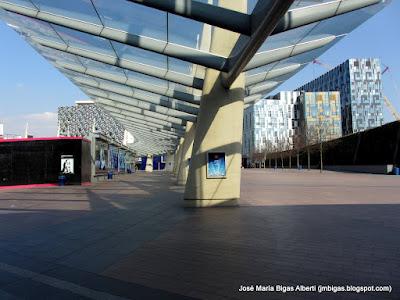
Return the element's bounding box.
[58,175,66,186]
[393,167,400,176]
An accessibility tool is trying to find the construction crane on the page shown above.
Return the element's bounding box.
[381,63,400,121]
[312,59,333,71]
[383,96,400,120]
[313,59,400,121]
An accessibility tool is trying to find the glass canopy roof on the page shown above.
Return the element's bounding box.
[0,0,390,154]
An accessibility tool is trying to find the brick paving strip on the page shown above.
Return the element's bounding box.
[0,262,129,300]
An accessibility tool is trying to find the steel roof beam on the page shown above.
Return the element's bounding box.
[0,2,227,70]
[126,138,175,149]
[224,0,379,84]
[127,0,381,37]
[129,137,172,146]
[221,0,294,88]
[130,138,174,148]
[118,116,185,136]
[245,63,303,86]
[94,99,185,126]
[72,78,198,117]
[58,63,200,111]
[246,81,280,96]
[88,92,197,123]
[111,111,186,135]
[50,59,201,104]
[0,0,385,77]
[127,0,251,35]
[114,123,180,143]
[120,124,180,141]
[123,133,176,147]
[116,117,185,137]
[34,39,203,89]
[244,94,262,105]
[273,0,383,36]
[69,75,199,115]
[131,144,171,155]
[244,35,339,72]
[97,102,186,131]
[115,121,181,143]
[131,145,172,155]
[124,128,180,142]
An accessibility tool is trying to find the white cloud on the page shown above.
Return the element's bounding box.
[28,112,57,121]
[0,112,58,137]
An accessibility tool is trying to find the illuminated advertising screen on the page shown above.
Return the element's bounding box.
[206,152,226,178]
[60,155,74,174]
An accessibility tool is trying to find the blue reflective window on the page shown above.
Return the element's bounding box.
[30,0,102,25]
[93,0,166,41]
[112,41,167,70]
[54,25,116,57]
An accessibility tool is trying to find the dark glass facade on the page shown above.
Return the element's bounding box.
[0,138,91,186]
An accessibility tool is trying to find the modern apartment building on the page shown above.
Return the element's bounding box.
[297,92,342,147]
[243,91,342,160]
[243,91,300,159]
[58,101,125,144]
[298,58,384,135]
[58,101,135,172]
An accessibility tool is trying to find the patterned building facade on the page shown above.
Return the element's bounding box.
[243,91,342,160]
[298,92,342,146]
[58,102,125,144]
[58,102,135,172]
[298,58,384,135]
[243,91,301,159]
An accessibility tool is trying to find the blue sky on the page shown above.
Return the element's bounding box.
[0,2,399,136]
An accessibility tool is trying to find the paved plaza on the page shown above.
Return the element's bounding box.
[0,170,399,299]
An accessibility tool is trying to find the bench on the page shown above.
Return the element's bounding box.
[93,172,108,181]
[93,170,128,182]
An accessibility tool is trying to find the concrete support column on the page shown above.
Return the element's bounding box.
[184,0,246,207]
[172,149,179,175]
[145,154,153,172]
[172,148,179,175]
[89,133,96,183]
[177,122,196,185]
[173,137,184,177]
[164,151,174,172]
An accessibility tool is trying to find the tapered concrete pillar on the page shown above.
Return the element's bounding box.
[164,151,174,172]
[89,132,96,183]
[184,0,246,207]
[172,149,179,175]
[177,122,196,185]
[173,137,184,177]
[145,154,153,172]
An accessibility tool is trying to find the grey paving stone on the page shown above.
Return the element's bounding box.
[0,171,399,299]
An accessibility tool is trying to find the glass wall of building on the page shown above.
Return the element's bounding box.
[298,92,342,146]
[298,58,384,135]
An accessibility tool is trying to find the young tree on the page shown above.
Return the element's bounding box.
[262,140,274,168]
[252,149,265,168]
[305,125,319,171]
[305,120,332,173]
[286,136,293,169]
[293,132,305,170]
[275,138,288,169]
[315,119,333,173]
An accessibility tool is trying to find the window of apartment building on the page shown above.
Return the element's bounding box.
[311,106,317,118]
